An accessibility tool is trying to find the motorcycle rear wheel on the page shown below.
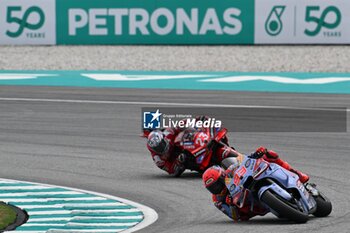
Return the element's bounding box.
[261,190,308,223]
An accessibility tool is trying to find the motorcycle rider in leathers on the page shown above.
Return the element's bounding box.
[146,116,235,176]
[202,147,309,221]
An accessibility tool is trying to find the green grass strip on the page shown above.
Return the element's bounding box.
[0,202,17,230]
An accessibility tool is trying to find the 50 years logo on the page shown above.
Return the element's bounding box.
[0,0,55,45]
[6,6,45,38]
[304,6,342,36]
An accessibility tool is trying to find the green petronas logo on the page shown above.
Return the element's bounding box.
[265,6,286,36]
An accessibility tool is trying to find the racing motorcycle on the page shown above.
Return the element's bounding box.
[142,126,232,174]
[221,155,332,223]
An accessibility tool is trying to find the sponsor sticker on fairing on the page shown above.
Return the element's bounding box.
[245,159,251,168]
[194,148,207,157]
[205,178,214,185]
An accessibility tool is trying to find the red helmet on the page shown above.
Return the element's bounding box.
[202,166,226,195]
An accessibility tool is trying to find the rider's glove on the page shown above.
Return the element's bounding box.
[249,146,267,159]
[225,195,234,205]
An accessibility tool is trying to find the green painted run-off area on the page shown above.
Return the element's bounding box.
[0,71,350,94]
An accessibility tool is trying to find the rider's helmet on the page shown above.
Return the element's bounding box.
[147,130,170,156]
[202,166,226,195]
[182,128,197,142]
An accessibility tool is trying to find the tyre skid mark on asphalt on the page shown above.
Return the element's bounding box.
[0,178,158,232]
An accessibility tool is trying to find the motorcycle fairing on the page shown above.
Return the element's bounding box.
[256,163,317,212]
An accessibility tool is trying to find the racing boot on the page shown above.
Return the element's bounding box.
[260,147,310,183]
[173,161,186,177]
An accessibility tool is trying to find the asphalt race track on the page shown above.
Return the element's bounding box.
[0,86,349,233]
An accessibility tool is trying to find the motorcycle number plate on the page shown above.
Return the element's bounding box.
[194,132,209,147]
[234,167,247,185]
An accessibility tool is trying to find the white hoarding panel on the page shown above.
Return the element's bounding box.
[255,0,350,44]
[0,0,56,45]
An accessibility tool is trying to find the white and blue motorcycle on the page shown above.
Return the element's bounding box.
[222,155,332,223]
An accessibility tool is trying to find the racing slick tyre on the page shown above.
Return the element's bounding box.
[261,190,309,223]
[313,195,332,217]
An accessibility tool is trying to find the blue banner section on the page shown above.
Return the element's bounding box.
[0,70,350,94]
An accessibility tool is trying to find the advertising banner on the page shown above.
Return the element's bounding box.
[55,0,254,44]
[0,0,56,45]
[255,0,350,44]
[0,0,349,45]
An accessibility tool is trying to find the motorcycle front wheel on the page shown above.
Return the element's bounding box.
[313,195,332,217]
[261,190,309,223]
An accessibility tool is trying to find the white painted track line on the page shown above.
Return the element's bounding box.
[0,97,348,112]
